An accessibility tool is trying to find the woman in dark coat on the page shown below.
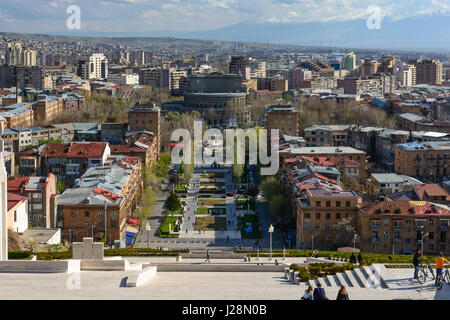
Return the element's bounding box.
[336,285,349,300]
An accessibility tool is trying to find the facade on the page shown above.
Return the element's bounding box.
[33,96,63,123]
[57,156,143,243]
[343,74,396,95]
[111,132,157,168]
[394,141,450,183]
[229,56,249,80]
[5,42,36,66]
[367,173,417,199]
[341,52,356,72]
[0,125,8,260]
[410,59,443,85]
[127,104,160,155]
[40,142,111,184]
[257,78,288,92]
[295,188,359,250]
[107,73,139,86]
[7,174,58,228]
[359,201,450,255]
[266,105,298,136]
[77,54,109,80]
[7,193,28,234]
[287,68,312,90]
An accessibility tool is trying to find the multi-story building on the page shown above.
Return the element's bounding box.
[77,54,108,80]
[279,146,367,181]
[366,173,420,199]
[257,78,288,92]
[400,65,417,87]
[359,59,380,76]
[57,156,143,244]
[341,52,356,72]
[39,142,111,184]
[359,201,450,255]
[33,96,63,124]
[7,174,57,228]
[287,68,312,90]
[0,107,34,129]
[266,104,298,136]
[409,59,443,85]
[229,56,250,80]
[295,188,359,249]
[342,74,396,95]
[127,104,160,155]
[394,141,450,183]
[107,73,139,86]
[304,125,332,147]
[111,132,157,168]
[0,65,44,90]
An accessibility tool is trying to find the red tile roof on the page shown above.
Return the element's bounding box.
[7,193,28,212]
[415,184,450,200]
[361,201,450,216]
[41,142,107,158]
[7,177,29,192]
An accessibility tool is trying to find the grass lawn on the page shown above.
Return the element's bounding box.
[175,183,187,193]
[199,194,226,198]
[194,217,227,231]
[241,214,261,239]
[159,216,181,238]
[166,207,182,215]
[198,199,226,207]
[196,207,210,215]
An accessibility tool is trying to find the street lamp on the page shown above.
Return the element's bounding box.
[146,222,151,249]
[420,232,429,254]
[353,233,358,250]
[269,224,274,261]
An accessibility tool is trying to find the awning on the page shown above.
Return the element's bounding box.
[125,231,137,244]
[127,218,139,225]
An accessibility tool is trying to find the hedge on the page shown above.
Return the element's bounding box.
[8,250,32,260]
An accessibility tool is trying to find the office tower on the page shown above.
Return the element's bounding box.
[77,53,109,80]
[409,59,443,85]
[341,52,356,72]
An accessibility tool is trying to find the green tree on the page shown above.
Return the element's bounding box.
[165,191,181,214]
[269,194,290,221]
[259,176,281,202]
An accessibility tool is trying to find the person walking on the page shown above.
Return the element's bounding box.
[314,249,319,258]
[357,252,363,265]
[301,285,313,300]
[205,250,211,263]
[336,285,349,300]
[413,249,422,279]
[435,253,449,286]
[313,282,328,300]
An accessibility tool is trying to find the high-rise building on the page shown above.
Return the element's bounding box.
[77,53,108,80]
[229,56,250,80]
[341,52,356,72]
[378,55,395,74]
[400,65,417,87]
[359,59,380,77]
[409,59,443,85]
[4,43,36,66]
[287,68,312,89]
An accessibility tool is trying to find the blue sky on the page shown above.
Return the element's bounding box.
[0,0,449,33]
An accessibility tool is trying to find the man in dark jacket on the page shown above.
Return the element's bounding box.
[413,249,421,279]
[313,283,328,300]
[350,253,357,264]
[357,252,363,265]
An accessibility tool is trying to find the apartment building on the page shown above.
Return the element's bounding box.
[77,54,108,80]
[394,141,450,183]
[409,59,443,85]
[359,201,450,255]
[57,156,143,243]
[128,104,160,155]
[39,142,111,184]
[257,78,288,92]
[366,173,421,199]
[266,105,298,136]
[7,174,57,228]
[33,96,63,123]
[111,131,157,168]
[304,125,350,147]
[295,188,359,249]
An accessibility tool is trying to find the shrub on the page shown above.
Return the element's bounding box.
[299,272,311,282]
[36,251,72,260]
[8,250,32,260]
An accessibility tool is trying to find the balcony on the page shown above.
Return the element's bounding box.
[370,224,381,230]
[372,238,381,243]
[440,225,449,231]
[440,240,449,244]
[415,225,425,230]
[392,225,403,231]
[393,238,402,243]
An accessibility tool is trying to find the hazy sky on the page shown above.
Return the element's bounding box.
[0,0,449,33]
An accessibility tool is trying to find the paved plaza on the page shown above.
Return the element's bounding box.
[0,266,449,300]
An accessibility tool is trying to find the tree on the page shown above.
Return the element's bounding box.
[247,185,259,198]
[232,163,244,180]
[165,191,181,214]
[134,187,156,221]
[269,194,290,221]
[259,176,281,202]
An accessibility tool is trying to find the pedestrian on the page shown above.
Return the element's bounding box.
[186,228,188,234]
[313,282,328,300]
[308,251,313,258]
[205,250,211,263]
[274,259,279,265]
[413,248,421,279]
[435,252,449,286]
[314,249,319,258]
[350,252,356,264]
[301,285,313,300]
[336,285,349,300]
[357,252,363,265]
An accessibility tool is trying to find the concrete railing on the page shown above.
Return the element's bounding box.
[147,263,286,272]
[124,266,157,287]
[0,260,80,273]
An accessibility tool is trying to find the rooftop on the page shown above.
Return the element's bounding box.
[361,201,450,216]
[41,142,107,158]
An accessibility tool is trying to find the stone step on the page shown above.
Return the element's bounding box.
[333,274,343,287]
[354,267,373,289]
[345,270,364,288]
[338,271,354,288]
[326,275,339,287]
[360,266,378,288]
[308,279,317,288]
[321,276,332,287]
[366,265,389,289]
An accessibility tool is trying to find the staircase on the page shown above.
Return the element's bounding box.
[295,266,390,289]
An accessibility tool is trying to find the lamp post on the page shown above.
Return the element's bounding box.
[420,232,429,254]
[146,222,151,249]
[104,201,108,246]
[353,233,358,250]
[69,229,72,243]
[269,224,274,261]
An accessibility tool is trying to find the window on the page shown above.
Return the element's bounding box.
[14,211,17,222]
[346,201,351,207]
[97,222,103,228]
[326,213,331,220]
[336,213,341,219]
[429,219,434,227]
[316,201,321,207]
[441,244,446,252]
[384,219,389,226]
[316,213,320,219]
[84,222,90,228]
[325,224,330,230]
[315,225,320,230]
[85,211,90,217]
[304,213,310,219]
[326,201,331,207]
[326,235,331,240]
[384,232,388,239]
[429,232,434,240]
[71,223,76,228]
[98,212,103,217]
[336,201,341,207]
